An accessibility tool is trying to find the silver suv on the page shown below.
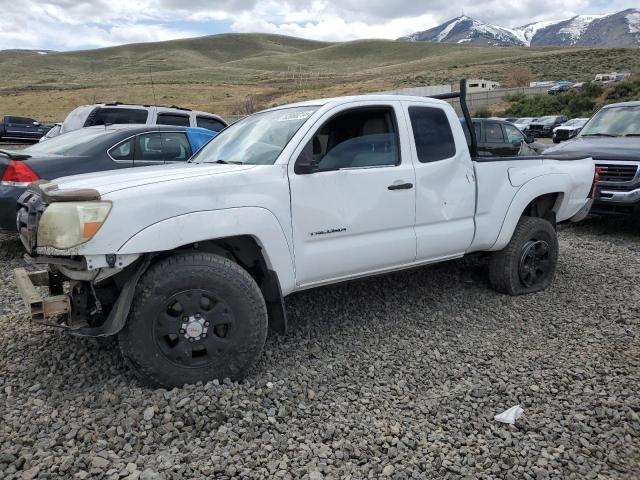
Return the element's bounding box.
[53,103,227,139]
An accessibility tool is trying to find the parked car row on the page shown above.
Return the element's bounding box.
[546,101,640,217]
[1,103,228,143]
[0,125,216,231]
[492,115,590,142]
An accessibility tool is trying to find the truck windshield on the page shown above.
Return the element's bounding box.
[191,106,318,165]
[580,106,640,137]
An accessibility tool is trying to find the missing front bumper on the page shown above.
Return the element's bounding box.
[569,198,594,223]
[13,268,71,322]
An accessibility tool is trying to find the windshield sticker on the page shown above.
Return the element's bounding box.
[277,110,315,122]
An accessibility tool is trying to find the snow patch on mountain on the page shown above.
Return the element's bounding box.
[437,17,464,42]
[558,15,608,43]
[628,12,640,33]
[514,20,568,45]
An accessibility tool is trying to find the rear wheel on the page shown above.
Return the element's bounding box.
[489,216,558,295]
[118,252,268,387]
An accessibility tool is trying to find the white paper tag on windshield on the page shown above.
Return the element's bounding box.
[277,110,315,122]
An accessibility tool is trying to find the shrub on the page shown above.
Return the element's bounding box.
[474,106,492,118]
[502,78,637,118]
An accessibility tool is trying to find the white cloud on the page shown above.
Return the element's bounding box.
[0,0,637,50]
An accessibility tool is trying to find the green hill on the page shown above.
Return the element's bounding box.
[0,33,638,121]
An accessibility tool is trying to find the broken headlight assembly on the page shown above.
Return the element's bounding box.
[37,201,112,249]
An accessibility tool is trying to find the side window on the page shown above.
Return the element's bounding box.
[157,114,190,127]
[296,107,400,173]
[196,116,226,132]
[408,107,456,163]
[161,132,191,161]
[136,133,164,161]
[88,108,148,126]
[504,125,524,143]
[485,123,505,143]
[135,132,191,161]
[109,138,134,161]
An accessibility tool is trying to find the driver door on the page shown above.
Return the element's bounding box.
[288,102,417,287]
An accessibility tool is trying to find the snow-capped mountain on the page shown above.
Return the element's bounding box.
[399,8,640,48]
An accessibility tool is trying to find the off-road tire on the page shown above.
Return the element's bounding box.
[489,216,558,295]
[118,252,268,388]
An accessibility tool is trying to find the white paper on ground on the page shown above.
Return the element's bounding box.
[494,405,524,425]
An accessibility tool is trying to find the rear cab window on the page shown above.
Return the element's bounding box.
[407,106,456,163]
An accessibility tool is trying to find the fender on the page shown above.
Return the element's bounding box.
[117,207,297,294]
[489,174,570,251]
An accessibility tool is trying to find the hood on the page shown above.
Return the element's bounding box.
[50,162,256,195]
[530,119,555,126]
[555,125,580,131]
[544,136,640,161]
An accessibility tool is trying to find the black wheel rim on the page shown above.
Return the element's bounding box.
[518,240,551,288]
[153,289,235,368]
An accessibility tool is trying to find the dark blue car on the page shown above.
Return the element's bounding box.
[0,116,50,141]
[0,124,216,231]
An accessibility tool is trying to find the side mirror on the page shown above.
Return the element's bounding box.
[33,122,40,126]
[294,163,318,175]
[525,135,535,144]
[294,140,319,175]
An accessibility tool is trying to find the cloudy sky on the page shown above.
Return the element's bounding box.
[0,0,637,51]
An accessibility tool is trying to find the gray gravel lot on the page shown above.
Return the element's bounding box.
[0,217,638,479]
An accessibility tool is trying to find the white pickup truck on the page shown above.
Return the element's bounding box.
[14,82,596,387]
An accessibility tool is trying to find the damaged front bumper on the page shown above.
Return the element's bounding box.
[13,255,151,337]
[14,268,71,324]
[569,197,594,223]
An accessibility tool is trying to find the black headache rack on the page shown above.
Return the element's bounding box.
[429,79,478,158]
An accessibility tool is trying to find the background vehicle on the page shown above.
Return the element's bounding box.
[552,118,589,143]
[56,103,227,139]
[548,83,572,95]
[513,117,535,133]
[13,81,595,388]
[38,123,62,142]
[528,115,568,137]
[0,125,216,231]
[0,116,51,141]
[462,118,545,156]
[546,101,640,217]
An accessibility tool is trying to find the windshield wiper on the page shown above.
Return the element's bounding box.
[581,133,618,137]
[623,133,640,137]
[211,159,244,165]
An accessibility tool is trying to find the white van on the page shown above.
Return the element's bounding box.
[55,103,227,139]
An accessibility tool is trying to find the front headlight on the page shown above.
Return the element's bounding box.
[37,201,112,249]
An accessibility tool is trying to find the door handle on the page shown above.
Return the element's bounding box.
[388,182,413,190]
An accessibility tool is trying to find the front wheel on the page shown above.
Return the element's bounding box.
[118,252,268,387]
[488,216,558,295]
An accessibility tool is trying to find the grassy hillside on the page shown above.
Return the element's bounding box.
[0,33,638,121]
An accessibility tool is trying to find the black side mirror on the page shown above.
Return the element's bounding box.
[525,135,535,144]
[295,163,318,175]
[294,140,319,175]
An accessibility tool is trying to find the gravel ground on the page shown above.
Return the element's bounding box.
[0,217,638,479]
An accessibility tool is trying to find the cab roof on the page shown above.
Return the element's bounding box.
[262,94,449,112]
